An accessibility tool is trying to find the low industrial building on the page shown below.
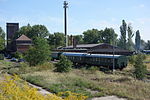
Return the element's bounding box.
[57,43,134,55]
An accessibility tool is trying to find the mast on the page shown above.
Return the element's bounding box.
[63,1,68,47]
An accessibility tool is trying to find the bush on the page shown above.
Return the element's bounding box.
[25,37,50,66]
[128,55,136,65]
[134,54,147,80]
[0,54,4,60]
[13,51,23,59]
[88,66,99,73]
[55,55,72,72]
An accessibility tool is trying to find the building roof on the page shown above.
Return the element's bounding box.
[62,52,122,58]
[17,43,32,46]
[16,35,31,41]
[63,44,102,49]
[63,43,121,49]
[58,43,134,55]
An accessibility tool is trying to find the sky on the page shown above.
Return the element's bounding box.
[0,0,150,41]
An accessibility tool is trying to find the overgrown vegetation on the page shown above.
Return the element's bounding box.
[134,54,147,80]
[24,37,50,66]
[1,55,150,100]
[55,55,73,72]
[0,27,5,51]
[13,51,23,59]
[0,74,87,100]
[8,62,54,75]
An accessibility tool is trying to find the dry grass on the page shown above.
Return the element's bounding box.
[144,55,150,71]
[1,56,150,100]
[21,67,150,100]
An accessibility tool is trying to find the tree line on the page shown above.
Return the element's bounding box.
[0,20,150,52]
[0,20,149,79]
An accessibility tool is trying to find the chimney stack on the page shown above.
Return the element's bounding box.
[73,37,77,48]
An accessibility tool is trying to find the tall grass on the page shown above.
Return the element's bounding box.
[1,56,150,100]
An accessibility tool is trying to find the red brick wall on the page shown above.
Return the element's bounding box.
[17,45,30,53]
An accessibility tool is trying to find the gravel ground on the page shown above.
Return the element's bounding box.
[90,96,127,100]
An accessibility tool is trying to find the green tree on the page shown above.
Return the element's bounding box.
[25,37,50,66]
[0,37,5,51]
[31,25,49,39]
[134,54,147,80]
[145,40,150,50]
[118,20,127,49]
[73,35,83,44]
[47,34,55,49]
[55,55,73,72]
[83,29,99,44]
[14,24,49,40]
[141,39,147,50]
[47,32,65,49]
[101,28,117,45]
[127,24,134,51]
[0,27,5,39]
[0,27,5,51]
[54,32,65,47]
[48,34,55,45]
[14,24,32,39]
[135,30,141,51]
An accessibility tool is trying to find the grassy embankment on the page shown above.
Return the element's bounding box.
[0,56,150,100]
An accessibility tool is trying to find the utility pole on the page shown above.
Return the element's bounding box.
[63,1,68,47]
[112,32,115,72]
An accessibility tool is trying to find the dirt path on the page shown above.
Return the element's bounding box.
[28,83,51,95]
[28,83,127,100]
[28,82,127,100]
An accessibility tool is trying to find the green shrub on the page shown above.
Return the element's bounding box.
[24,37,50,66]
[88,66,99,73]
[0,54,4,60]
[55,55,72,72]
[128,55,136,65]
[134,54,147,80]
[13,51,23,59]
[8,68,21,75]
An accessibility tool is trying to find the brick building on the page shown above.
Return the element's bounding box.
[6,23,19,52]
[16,35,32,53]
